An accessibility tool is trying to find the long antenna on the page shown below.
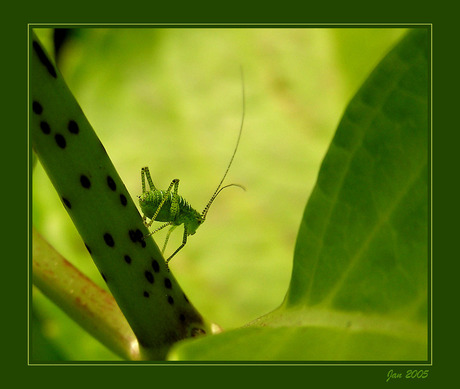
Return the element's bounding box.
[201,67,245,221]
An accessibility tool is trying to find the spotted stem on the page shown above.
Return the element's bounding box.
[30,30,212,360]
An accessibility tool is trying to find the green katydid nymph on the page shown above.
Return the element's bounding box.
[138,72,245,270]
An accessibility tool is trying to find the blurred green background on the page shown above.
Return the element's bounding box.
[32,27,406,361]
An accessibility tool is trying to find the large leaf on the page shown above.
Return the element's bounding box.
[169,28,429,361]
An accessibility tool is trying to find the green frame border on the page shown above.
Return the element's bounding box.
[19,19,441,385]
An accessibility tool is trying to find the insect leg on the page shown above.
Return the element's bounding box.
[151,179,179,222]
[141,166,156,193]
[169,179,181,220]
[165,225,188,269]
[145,167,156,191]
[162,225,178,254]
[144,221,173,238]
[141,167,146,194]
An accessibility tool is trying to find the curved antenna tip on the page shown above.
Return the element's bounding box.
[201,69,246,221]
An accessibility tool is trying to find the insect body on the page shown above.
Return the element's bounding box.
[138,73,245,269]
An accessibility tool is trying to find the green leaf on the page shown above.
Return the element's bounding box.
[169,28,429,361]
[169,325,426,361]
[287,29,428,313]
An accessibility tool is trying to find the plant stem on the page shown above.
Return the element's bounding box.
[33,228,140,360]
[30,29,212,360]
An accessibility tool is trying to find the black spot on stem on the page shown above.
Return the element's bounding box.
[103,233,115,247]
[33,40,57,78]
[151,259,160,273]
[129,229,137,243]
[62,197,71,209]
[107,176,116,191]
[40,121,51,135]
[55,133,66,148]
[144,270,154,284]
[80,175,91,188]
[32,101,43,115]
[68,120,79,134]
